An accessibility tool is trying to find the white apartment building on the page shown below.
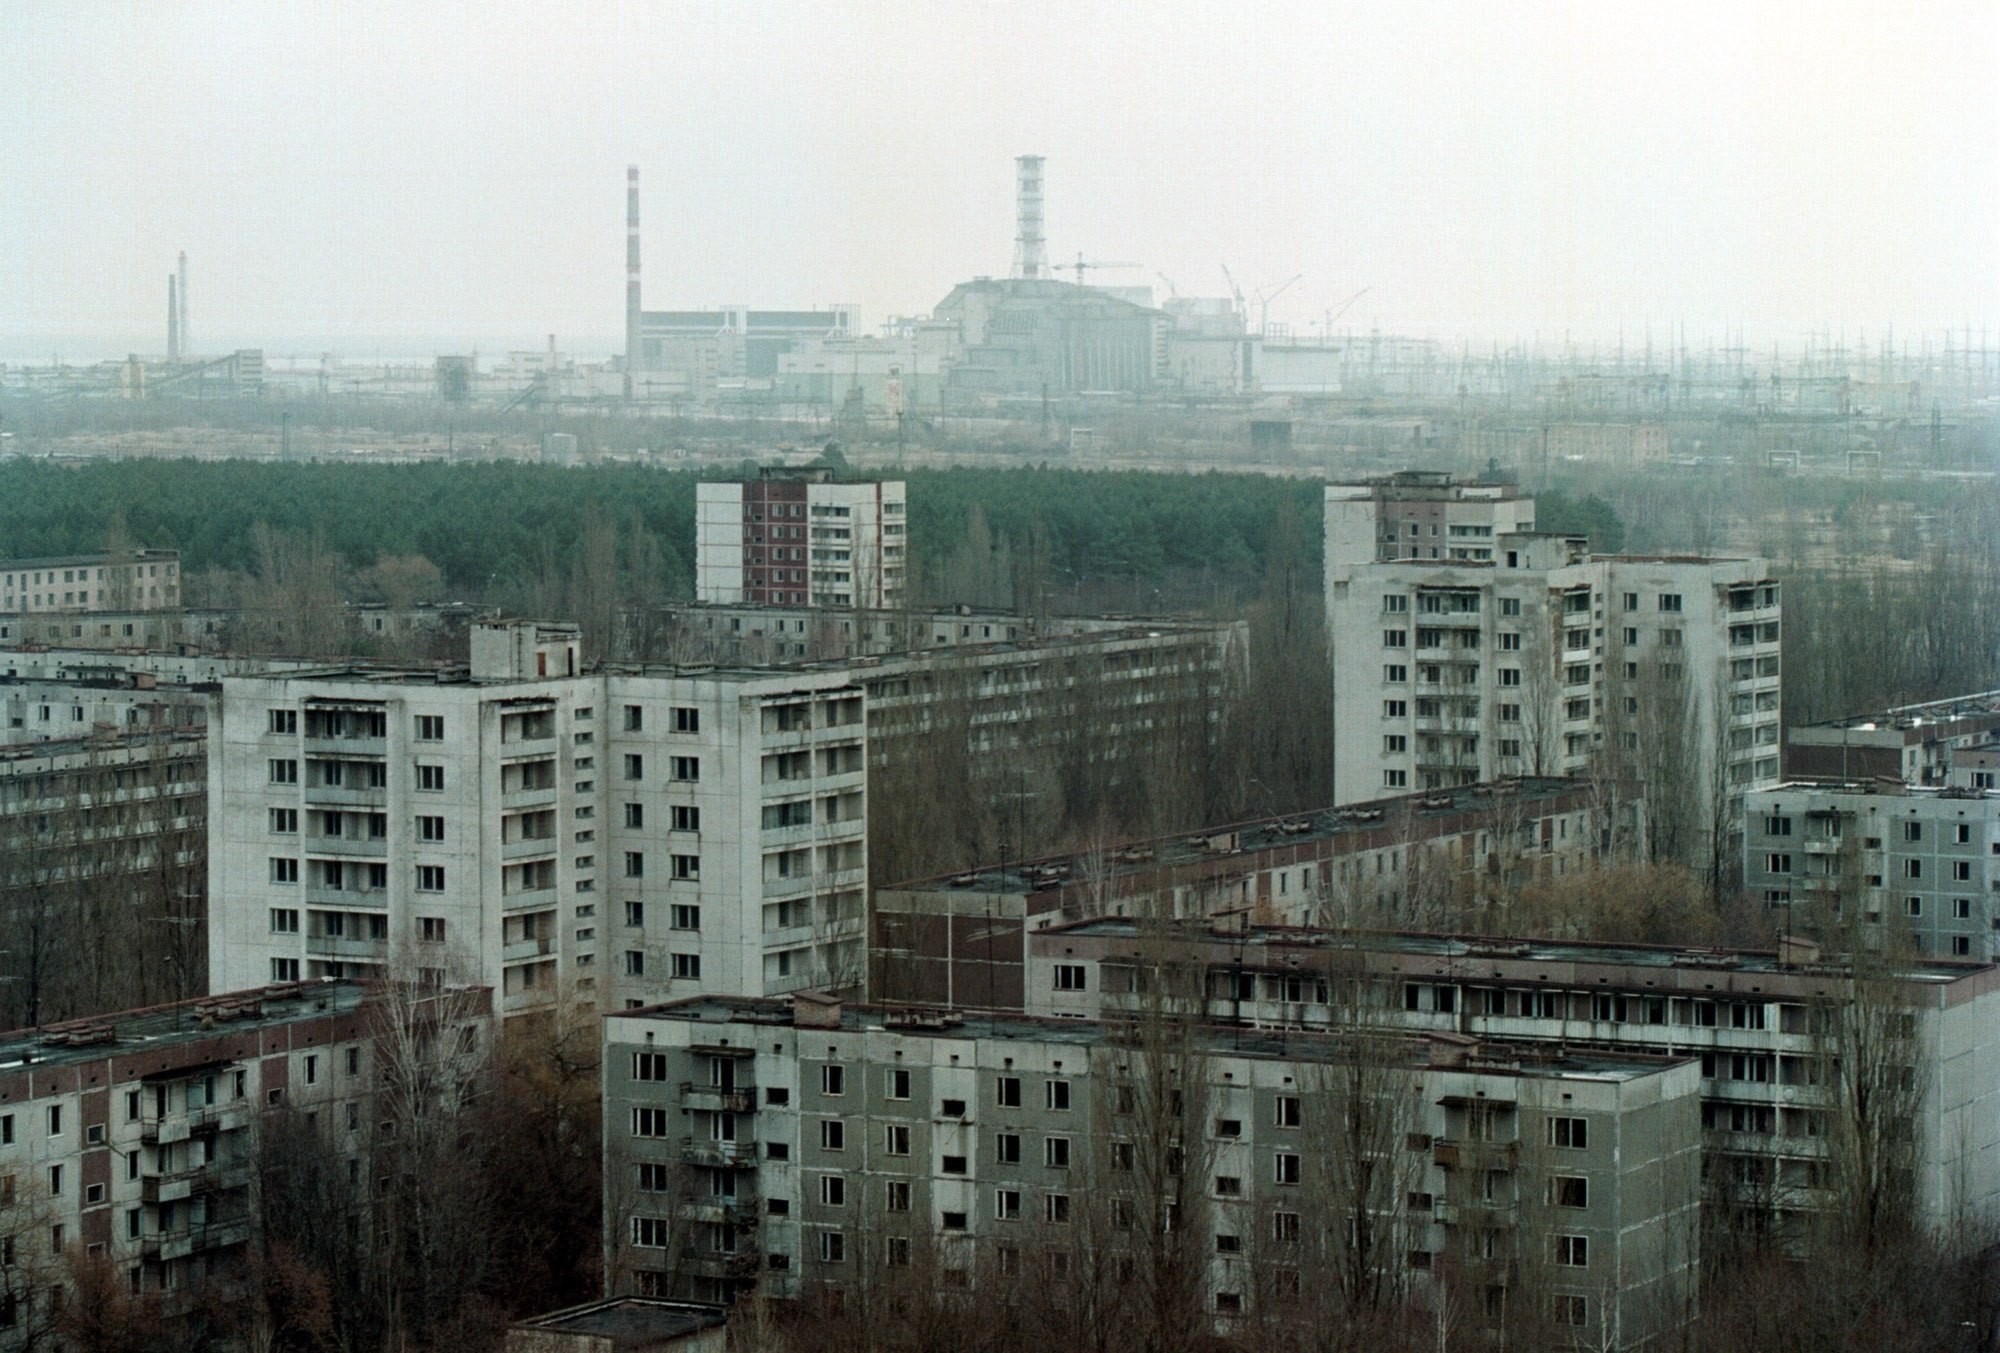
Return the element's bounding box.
[208,622,868,1018]
[1745,782,2000,960]
[695,469,906,609]
[1326,477,1781,873]
[0,551,181,615]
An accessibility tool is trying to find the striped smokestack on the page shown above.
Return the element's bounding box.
[625,165,641,400]
[1013,155,1046,280]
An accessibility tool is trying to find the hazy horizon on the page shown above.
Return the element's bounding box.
[5,0,1997,364]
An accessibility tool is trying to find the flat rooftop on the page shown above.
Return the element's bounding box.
[883,777,1593,897]
[1793,689,2000,734]
[1039,921,1990,988]
[509,1298,726,1345]
[626,995,1689,1084]
[0,550,179,570]
[1756,779,2000,804]
[0,981,369,1074]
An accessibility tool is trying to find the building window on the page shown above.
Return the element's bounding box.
[416,865,445,892]
[420,917,447,943]
[1045,1080,1071,1111]
[269,758,298,784]
[1549,1117,1587,1149]
[1384,769,1407,788]
[1053,964,1087,992]
[819,1232,845,1264]
[820,1175,846,1207]
[624,852,645,878]
[671,854,699,880]
[623,754,643,781]
[272,957,300,982]
[417,764,445,791]
[673,707,700,734]
[269,908,299,934]
[1657,594,1682,612]
[417,814,445,843]
[625,901,645,928]
[623,951,645,977]
[1045,1194,1071,1225]
[1766,853,1792,874]
[415,715,444,741]
[1384,699,1407,718]
[672,953,701,980]
[623,705,643,732]
[996,1132,1021,1164]
[269,709,297,735]
[1274,1153,1301,1186]
[623,802,644,829]
[1045,1136,1071,1170]
[671,904,700,931]
[996,1076,1021,1108]
[822,1065,845,1096]
[1275,1095,1301,1127]
[1553,1295,1588,1327]
[671,756,700,782]
[269,807,298,834]
[672,805,701,832]
[270,857,299,884]
[883,1124,910,1156]
[1550,1176,1588,1208]
[820,1120,846,1151]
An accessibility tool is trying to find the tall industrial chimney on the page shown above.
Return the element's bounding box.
[625,165,641,400]
[1012,155,1046,281]
[167,276,180,365]
[177,251,190,357]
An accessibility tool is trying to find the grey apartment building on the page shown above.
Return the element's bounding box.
[603,994,1700,1348]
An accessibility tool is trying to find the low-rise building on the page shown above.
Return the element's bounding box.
[872,778,1626,1009]
[1783,690,2000,786]
[603,994,1701,1346]
[0,979,493,1349]
[1005,920,2000,1236]
[1744,781,2000,959]
[0,552,181,616]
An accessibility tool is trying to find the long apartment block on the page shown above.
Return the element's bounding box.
[1783,689,2000,786]
[872,777,1627,1009]
[0,551,181,616]
[603,994,1700,1347]
[1325,476,1780,869]
[1745,781,2000,959]
[0,980,491,1346]
[994,919,2000,1235]
[208,622,868,1017]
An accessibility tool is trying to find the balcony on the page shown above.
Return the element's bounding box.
[681,1138,759,1169]
[503,836,559,861]
[679,1246,760,1279]
[306,934,388,960]
[147,1217,252,1263]
[1433,1139,1519,1171]
[1434,1199,1518,1227]
[502,936,557,963]
[501,886,560,912]
[501,784,559,809]
[680,1198,761,1228]
[303,735,385,758]
[681,1082,756,1114]
[308,833,389,858]
[302,783,386,808]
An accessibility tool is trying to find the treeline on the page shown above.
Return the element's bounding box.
[0,457,1630,613]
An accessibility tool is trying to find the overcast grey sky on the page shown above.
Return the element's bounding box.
[4,0,1996,359]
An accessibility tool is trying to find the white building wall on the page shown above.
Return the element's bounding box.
[695,483,746,604]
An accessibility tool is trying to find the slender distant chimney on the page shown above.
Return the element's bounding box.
[625,165,641,400]
[177,251,189,357]
[167,276,180,365]
[1013,155,1045,281]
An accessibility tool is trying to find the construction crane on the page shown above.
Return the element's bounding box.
[1254,273,1304,339]
[1155,271,1179,300]
[1059,253,1141,287]
[1220,263,1246,331]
